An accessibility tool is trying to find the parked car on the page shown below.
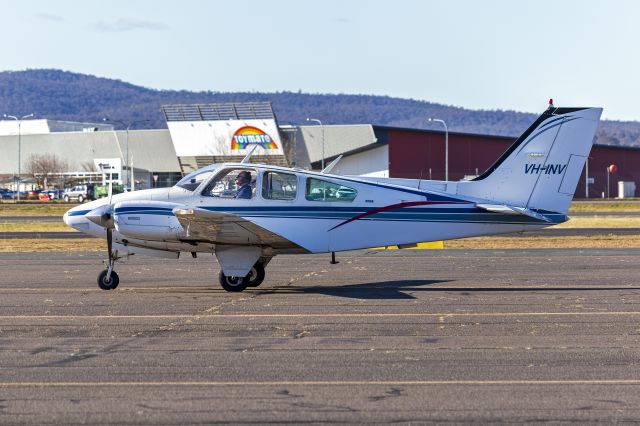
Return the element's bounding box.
[0,188,15,200]
[63,185,88,203]
[27,189,42,200]
[11,191,27,200]
[45,189,65,200]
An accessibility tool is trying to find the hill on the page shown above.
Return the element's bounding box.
[0,69,638,147]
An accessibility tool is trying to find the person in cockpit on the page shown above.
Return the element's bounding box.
[234,171,253,199]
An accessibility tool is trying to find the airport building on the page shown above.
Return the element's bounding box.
[0,103,638,198]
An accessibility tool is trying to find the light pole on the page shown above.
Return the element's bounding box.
[585,158,589,199]
[3,113,34,202]
[306,118,325,170]
[428,118,448,181]
[103,118,150,190]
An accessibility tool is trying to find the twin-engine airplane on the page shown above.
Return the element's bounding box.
[64,105,602,292]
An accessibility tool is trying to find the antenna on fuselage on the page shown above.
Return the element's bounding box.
[321,155,343,174]
[241,145,259,164]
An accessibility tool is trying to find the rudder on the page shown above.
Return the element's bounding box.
[457,106,602,214]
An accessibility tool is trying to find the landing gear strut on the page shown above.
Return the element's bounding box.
[97,227,120,290]
[218,261,266,292]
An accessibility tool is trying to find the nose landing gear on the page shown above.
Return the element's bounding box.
[97,227,120,290]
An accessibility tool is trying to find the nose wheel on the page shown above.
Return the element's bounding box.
[97,227,120,290]
[98,269,119,290]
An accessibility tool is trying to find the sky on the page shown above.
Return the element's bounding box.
[1,0,639,121]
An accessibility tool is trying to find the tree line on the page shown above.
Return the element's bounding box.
[1,69,638,147]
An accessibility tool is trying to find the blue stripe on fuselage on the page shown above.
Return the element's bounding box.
[111,204,565,225]
[67,209,92,217]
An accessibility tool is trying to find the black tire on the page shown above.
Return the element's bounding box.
[78,195,84,203]
[97,269,119,290]
[246,262,265,287]
[63,195,70,203]
[218,271,249,292]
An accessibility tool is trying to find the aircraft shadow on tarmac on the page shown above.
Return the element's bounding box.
[261,281,640,300]
[264,280,451,299]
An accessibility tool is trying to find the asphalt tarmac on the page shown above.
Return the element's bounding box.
[1,248,640,424]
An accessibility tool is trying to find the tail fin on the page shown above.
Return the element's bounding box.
[457,106,602,214]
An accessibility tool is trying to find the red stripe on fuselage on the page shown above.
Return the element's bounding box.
[328,201,468,231]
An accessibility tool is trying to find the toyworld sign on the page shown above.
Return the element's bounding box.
[167,119,284,157]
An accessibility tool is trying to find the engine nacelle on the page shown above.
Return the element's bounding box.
[114,200,184,241]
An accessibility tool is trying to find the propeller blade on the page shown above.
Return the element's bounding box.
[108,178,113,205]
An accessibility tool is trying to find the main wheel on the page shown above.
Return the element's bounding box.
[63,195,70,203]
[97,269,119,290]
[77,195,84,203]
[246,262,265,287]
[218,271,249,292]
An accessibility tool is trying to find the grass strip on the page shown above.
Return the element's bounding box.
[0,222,72,232]
[0,238,103,252]
[0,204,77,216]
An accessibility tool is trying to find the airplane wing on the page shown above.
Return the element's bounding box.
[173,207,307,252]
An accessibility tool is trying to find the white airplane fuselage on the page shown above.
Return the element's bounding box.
[63,106,603,292]
[64,165,563,255]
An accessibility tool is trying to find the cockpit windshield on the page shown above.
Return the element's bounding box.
[176,169,217,192]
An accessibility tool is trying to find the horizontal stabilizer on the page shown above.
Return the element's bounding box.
[475,203,552,223]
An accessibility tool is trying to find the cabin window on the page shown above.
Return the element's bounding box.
[305,178,357,202]
[201,168,256,199]
[262,171,297,200]
[176,169,217,192]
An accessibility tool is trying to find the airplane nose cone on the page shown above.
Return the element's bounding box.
[63,206,90,231]
[85,204,114,228]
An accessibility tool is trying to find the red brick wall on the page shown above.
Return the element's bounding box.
[385,128,640,199]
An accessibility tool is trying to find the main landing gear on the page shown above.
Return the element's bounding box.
[218,260,266,292]
[97,227,120,290]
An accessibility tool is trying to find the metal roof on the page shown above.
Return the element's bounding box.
[0,129,180,175]
[296,124,378,167]
[161,102,275,122]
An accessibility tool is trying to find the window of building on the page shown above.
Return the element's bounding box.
[262,171,297,200]
[151,172,183,188]
[305,178,357,202]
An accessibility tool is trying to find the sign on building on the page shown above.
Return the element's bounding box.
[162,103,284,157]
[94,158,122,183]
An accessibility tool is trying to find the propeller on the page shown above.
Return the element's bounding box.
[108,176,113,205]
[85,179,116,260]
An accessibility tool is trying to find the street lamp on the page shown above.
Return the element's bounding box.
[3,113,34,202]
[306,118,325,170]
[428,118,449,181]
[103,118,150,190]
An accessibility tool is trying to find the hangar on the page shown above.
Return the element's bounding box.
[298,124,640,199]
[0,103,638,199]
